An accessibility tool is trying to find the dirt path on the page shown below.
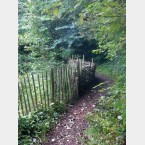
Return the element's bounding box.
[45,73,113,145]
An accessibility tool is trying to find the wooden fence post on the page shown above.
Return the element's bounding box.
[55,68,58,103]
[67,66,71,101]
[32,74,38,110]
[20,79,28,115]
[63,66,67,103]
[38,74,43,108]
[46,71,49,107]
[18,82,24,116]
[65,66,69,102]
[27,74,35,111]
[60,67,64,102]
[77,60,80,97]
[42,73,46,108]
[24,77,31,112]
[58,68,61,103]
[50,68,55,103]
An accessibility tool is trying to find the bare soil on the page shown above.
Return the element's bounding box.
[44,73,113,145]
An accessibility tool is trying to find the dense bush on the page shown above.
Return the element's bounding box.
[18,102,66,145]
[18,53,34,75]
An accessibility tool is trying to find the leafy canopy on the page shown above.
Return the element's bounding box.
[77,0,126,60]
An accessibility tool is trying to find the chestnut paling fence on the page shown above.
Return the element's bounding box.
[18,57,96,116]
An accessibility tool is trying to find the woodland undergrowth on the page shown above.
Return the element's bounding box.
[81,59,126,145]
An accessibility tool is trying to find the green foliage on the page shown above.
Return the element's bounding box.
[18,0,84,54]
[18,47,75,75]
[18,102,66,145]
[81,56,126,144]
[18,1,126,144]
[18,0,93,74]
[18,53,34,75]
[18,0,98,59]
[77,0,126,60]
[82,81,126,145]
[19,0,111,75]
[96,52,126,81]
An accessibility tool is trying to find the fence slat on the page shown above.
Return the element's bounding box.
[27,74,35,111]
[20,79,28,115]
[67,66,72,101]
[24,77,31,112]
[50,68,55,103]
[63,66,67,103]
[42,73,46,108]
[74,68,78,99]
[66,66,69,102]
[58,68,61,103]
[46,71,49,107]
[18,83,24,116]
[72,66,76,99]
[38,74,43,108]
[54,68,57,102]
[32,74,38,110]
[60,67,63,102]
[70,66,74,100]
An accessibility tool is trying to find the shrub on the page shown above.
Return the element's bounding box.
[81,82,126,145]
[18,102,65,145]
[81,58,126,145]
